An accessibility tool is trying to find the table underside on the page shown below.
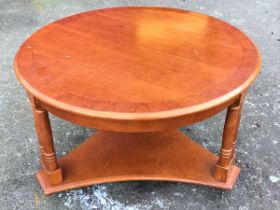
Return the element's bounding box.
[36,130,240,195]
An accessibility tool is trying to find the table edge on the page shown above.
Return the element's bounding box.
[14,54,261,122]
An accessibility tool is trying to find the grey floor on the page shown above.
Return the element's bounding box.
[1,0,280,209]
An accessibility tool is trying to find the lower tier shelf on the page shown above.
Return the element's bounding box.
[36,130,240,195]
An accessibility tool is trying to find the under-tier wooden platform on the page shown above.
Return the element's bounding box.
[36,130,240,195]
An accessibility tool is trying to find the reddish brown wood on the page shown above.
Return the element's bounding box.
[231,92,246,160]
[30,95,63,185]
[14,7,260,131]
[13,7,261,194]
[214,95,244,181]
[37,130,240,195]
[37,97,236,132]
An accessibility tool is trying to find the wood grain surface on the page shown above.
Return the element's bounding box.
[14,7,261,121]
[36,130,240,195]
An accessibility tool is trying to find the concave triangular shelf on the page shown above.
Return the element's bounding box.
[36,130,240,195]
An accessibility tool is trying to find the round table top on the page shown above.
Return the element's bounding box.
[15,7,260,120]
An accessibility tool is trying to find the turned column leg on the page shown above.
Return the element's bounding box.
[29,94,63,185]
[214,93,245,182]
[230,97,244,161]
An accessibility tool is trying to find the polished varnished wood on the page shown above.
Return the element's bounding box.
[14,7,260,130]
[29,95,63,185]
[214,94,245,181]
[37,130,240,195]
[14,7,261,195]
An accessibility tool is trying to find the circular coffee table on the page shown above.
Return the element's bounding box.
[14,7,260,195]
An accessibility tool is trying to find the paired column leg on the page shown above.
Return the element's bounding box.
[214,93,246,182]
[29,94,63,185]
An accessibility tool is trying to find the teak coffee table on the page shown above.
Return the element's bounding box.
[14,7,260,195]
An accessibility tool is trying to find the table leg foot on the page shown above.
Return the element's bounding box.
[41,167,63,186]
